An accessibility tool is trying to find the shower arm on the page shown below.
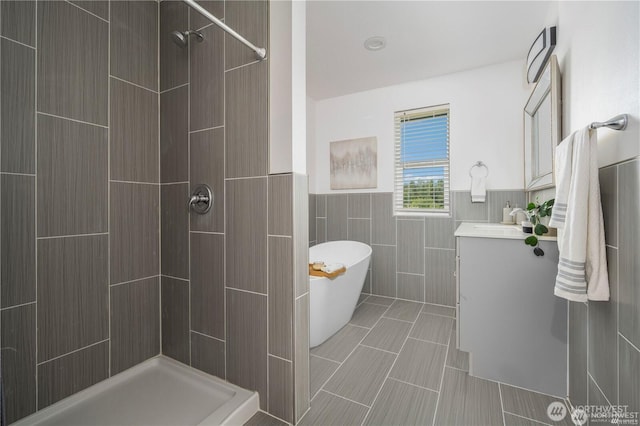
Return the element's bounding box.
[181,0,267,60]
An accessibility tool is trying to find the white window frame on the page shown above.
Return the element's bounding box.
[393,104,450,216]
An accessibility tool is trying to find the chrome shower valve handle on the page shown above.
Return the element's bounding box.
[189,185,213,214]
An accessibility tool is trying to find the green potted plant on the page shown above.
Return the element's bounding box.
[511,198,554,256]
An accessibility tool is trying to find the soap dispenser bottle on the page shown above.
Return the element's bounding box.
[502,201,514,224]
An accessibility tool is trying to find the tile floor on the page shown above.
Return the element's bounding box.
[246,295,572,426]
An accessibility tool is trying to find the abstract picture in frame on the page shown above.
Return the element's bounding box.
[330,136,378,189]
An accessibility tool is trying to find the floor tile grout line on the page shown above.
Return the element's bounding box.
[309,353,340,365]
[359,343,399,356]
[320,390,371,410]
[499,382,507,426]
[406,336,449,348]
[502,410,553,426]
[385,376,440,394]
[431,316,452,426]
[360,302,422,425]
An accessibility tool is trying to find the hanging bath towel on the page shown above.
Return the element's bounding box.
[549,127,609,302]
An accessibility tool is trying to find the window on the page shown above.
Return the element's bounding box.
[394,104,450,215]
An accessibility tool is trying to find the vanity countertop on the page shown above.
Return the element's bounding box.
[454,222,557,241]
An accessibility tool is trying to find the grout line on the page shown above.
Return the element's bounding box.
[268,353,293,364]
[226,286,266,297]
[358,344,399,356]
[267,234,292,239]
[444,365,468,373]
[498,383,507,426]
[33,0,38,409]
[0,171,36,177]
[503,411,552,426]
[160,181,189,185]
[224,59,261,73]
[0,301,37,312]
[187,5,192,367]
[107,0,112,378]
[64,0,109,23]
[190,230,224,235]
[309,353,340,365]
[431,312,452,426]
[385,377,440,394]
[380,315,414,324]
[37,232,109,240]
[405,336,449,348]
[0,35,35,50]
[37,111,108,129]
[109,75,157,95]
[190,330,225,343]
[588,373,614,407]
[321,390,371,409]
[109,275,160,288]
[189,124,224,134]
[396,271,424,277]
[161,274,189,283]
[110,180,161,186]
[224,175,267,181]
[37,339,110,366]
[159,81,189,94]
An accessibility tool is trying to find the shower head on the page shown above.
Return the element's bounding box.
[170,30,204,47]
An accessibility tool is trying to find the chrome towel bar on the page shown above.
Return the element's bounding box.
[589,114,629,131]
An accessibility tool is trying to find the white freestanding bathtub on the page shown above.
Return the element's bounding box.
[13,356,258,426]
[309,240,372,348]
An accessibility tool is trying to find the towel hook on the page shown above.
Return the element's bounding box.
[469,161,489,178]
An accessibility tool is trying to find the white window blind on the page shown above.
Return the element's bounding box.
[394,104,450,214]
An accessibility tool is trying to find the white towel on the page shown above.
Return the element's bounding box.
[470,176,486,203]
[549,127,609,302]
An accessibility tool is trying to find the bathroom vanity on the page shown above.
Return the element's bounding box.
[455,223,567,397]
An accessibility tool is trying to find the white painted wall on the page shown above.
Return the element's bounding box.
[554,1,639,167]
[311,60,531,193]
[306,96,316,190]
[269,0,306,174]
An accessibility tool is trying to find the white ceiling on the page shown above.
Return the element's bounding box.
[306,1,555,100]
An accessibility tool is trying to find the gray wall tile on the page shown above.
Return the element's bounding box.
[1,38,35,173]
[268,237,293,359]
[1,174,35,307]
[397,220,424,274]
[190,332,225,379]
[159,1,188,91]
[110,277,160,374]
[226,289,268,410]
[425,248,455,306]
[1,304,36,423]
[348,193,371,218]
[69,1,109,20]
[160,85,189,182]
[225,61,268,178]
[190,128,225,232]
[372,193,396,245]
[110,183,159,284]
[324,345,395,406]
[37,235,108,362]
[110,78,159,183]
[599,166,617,247]
[190,24,224,130]
[488,190,526,224]
[364,378,438,426]
[569,301,588,406]
[190,0,224,30]
[389,338,447,391]
[37,114,108,237]
[110,1,158,91]
[372,244,396,297]
[268,175,293,236]
[316,218,326,244]
[225,0,268,70]
[619,159,639,348]
[299,391,368,426]
[161,276,190,364]
[619,337,640,412]
[588,247,618,402]
[316,194,326,217]
[397,273,425,302]
[37,1,108,125]
[453,191,488,221]
[425,216,455,249]
[226,178,267,293]
[190,232,224,339]
[37,341,108,409]
[161,184,189,278]
[1,0,35,46]
[293,173,310,298]
[268,356,294,423]
[348,218,370,244]
[309,194,317,242]
[295,293,311,421]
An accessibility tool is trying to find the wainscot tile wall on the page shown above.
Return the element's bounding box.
[159,1,309,423]
[0,1,160,423]
[309,190,526,306]
[566,157,639,415]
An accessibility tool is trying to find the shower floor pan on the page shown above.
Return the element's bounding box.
[14,356,259,426]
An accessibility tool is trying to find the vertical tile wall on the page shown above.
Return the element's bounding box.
[0,1,160,423]
[310,190,526,306]
[567,157,639,415]
[159,1,309,423]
